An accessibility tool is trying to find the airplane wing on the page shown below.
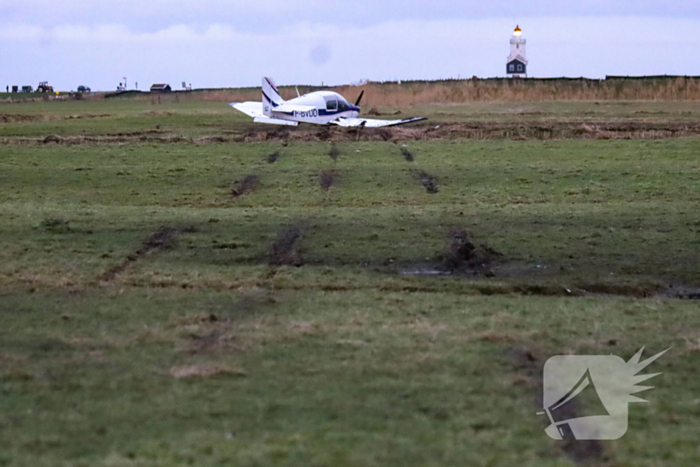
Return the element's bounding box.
[330,117,428,128]
[231,102,298,126]
[253,116,298,126]
[230,102,263,118]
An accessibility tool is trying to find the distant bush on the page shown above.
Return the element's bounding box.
[106,77,700,106]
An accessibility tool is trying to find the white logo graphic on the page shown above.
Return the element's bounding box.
[540,347,668,440]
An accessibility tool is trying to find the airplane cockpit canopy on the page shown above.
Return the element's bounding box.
[325,94,351,112]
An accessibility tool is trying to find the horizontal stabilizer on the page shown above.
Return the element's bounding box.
[331,117,428,128]
[253,116,298,126]
[230,102,263,118]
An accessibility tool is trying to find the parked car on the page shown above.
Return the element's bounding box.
[77,85,91,93]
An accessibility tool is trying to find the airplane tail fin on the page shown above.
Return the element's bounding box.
[262,77,284,117]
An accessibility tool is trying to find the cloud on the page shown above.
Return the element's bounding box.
[0,17,696,91]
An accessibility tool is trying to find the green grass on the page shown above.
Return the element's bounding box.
[1,99,700,466]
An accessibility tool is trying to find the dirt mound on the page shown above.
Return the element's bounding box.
[442,231,502,274]
[231,175,260,197]
[319,170,338,190]
[266,151,281,164]
[43,135,62,144]
[269,227,302,266]
[4,119,699,147]
[417,170,438,194]
[0,114,44,123]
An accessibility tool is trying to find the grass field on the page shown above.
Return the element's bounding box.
[1,97,699,466]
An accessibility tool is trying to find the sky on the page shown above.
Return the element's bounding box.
[0,1,698,91]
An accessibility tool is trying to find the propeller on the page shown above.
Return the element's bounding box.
[354,90,364,107]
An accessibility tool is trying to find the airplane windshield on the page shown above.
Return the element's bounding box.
[326,99,338,111]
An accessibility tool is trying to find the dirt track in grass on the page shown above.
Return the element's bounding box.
[4,119,700,145]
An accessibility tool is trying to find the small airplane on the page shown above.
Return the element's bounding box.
[230,77,427,128]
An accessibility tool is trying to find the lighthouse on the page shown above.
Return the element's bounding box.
[507,25,528,78]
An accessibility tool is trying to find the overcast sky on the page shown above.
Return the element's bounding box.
[1,1,698,91]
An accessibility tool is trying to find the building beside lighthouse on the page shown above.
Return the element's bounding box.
[507,25,528,78]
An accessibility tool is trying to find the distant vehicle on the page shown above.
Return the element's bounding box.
[77,85,91,93]
[37,81,54,93]
[231,77,427,128]
[21,85,33,93]
[11,85,18,93]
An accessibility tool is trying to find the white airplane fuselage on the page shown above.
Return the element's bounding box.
[263,90,360,125]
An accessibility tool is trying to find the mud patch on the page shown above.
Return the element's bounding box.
[266,151,281,164]
[401,147,415,162]
[441,230,501,274]
[657,283,700,300]
[319,170,338,191]
[38,218,72,233]
[3,120,700,146]
[100,226,182,282]
[269,227,303,266]
[0,114,45,123]
[328,144,341,161]
[231,175,260,197]
[416,170,439,194]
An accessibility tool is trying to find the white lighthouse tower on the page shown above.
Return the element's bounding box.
[507,25,528,78]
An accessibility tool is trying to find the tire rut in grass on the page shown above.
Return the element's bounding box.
[100,226,184,282]
[415,170,438,194]
[319,170,338,191]
[328,144,340,161]
[269,227,303,266]
[400,147,414,162]
[231,175,260,197]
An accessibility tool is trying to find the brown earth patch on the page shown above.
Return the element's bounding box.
[43,135,62,144]
[4,119,697,146]
[441,230,502,275]
[231,175,260,197]
[328,144,341,160]
[416,170,439,194]
[319,170,338,190]
[269,227,303,266]
[266,151,281,163]
[100,226,183,282]
[0,114,45,123]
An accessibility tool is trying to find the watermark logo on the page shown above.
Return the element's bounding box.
[539,347,668,441]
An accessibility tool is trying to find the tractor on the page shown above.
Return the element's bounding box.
[37,81,54,93]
